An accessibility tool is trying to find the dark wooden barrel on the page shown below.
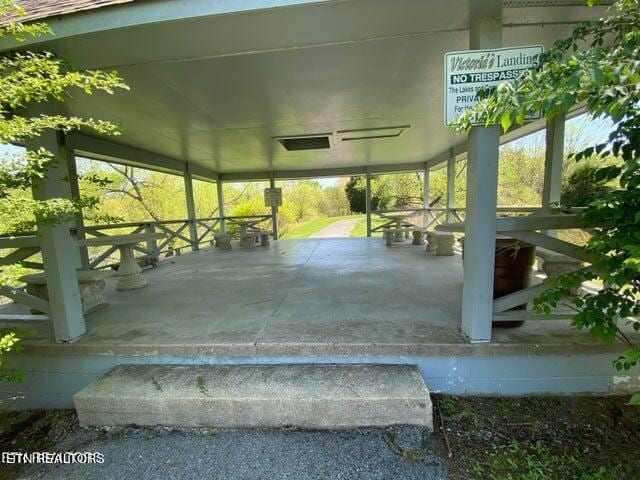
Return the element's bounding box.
[492,238,536,327]
[461,237,536,327]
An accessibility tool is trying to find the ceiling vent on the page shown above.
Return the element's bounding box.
[337,125,410,142]
[275,134,331,151]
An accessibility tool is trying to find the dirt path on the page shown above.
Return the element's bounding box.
[310,219,359,238]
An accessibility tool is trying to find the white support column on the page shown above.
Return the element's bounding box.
[216,180,226,233]
[422,164,430,227]
[183,165,199,251]
[27,128,85,342]
[446,152,456,223]
[461,3,502,343]
[542,115,566,210]
[365,169,372,237]
[65,140,90,270]
[269,174,279,240]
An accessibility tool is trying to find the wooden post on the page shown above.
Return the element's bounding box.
[27,124,85,342]
[446,152,456,223]
[216,180,226,233]
[145,222,158,261]
[269,174,279,240]
[542,116,565,208]
[422,164,430,227]
[461,4,502,343]
[365,169,372,237]
[542,115,566,236]
[183,165,198,251]
[64,137,90,270]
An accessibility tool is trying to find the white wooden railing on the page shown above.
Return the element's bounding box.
[0,234,50,317]
[0,215,274,272]
[372,206,540,234]
[436,211,596,323]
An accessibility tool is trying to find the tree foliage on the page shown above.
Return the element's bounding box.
[449,0,640,403]
[0,0,128,382]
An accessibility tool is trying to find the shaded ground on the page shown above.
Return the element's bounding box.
[310,219,359,238]
[1,396,637,479]
[432,395,639,480]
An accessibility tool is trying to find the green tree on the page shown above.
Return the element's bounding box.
[450,0,640,403]
[345,176,375,213]
[561,161,614,207]
[0,0,127,381]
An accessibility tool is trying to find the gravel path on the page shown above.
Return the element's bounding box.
[17,427,448,480]
[310,219,359,238]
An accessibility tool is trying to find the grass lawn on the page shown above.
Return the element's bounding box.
[349,217,388,237]
[282,215,363,239]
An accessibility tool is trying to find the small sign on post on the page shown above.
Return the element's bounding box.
[264,187,282,207]
[444,45,543,126]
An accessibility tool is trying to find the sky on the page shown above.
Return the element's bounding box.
[0,113,616,187]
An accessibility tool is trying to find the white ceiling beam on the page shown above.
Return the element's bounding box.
[0,0,326,52]
[218,161,438,182]
[69,133,219,180]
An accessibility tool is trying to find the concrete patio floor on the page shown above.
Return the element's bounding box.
[7,238,636,356]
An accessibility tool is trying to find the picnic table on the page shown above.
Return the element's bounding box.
[226,218,264,235]
[381,213,414,242]
[77,233,165,291]
[226,218,272,248]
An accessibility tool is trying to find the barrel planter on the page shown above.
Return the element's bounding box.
[461,236,536,327]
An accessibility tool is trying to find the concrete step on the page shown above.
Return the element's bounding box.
[74,364,432,430]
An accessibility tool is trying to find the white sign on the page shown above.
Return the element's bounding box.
[264,187,282,207]
[444,45,544,126]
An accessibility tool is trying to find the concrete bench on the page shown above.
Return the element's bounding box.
[425,231,455,256]
[255,230,272,247]
[20,270,111,315]
[239,232,258,249]
[411,229,425,245]
[214,233,233,250]
[537,248,583,294]
[383,228,410,246]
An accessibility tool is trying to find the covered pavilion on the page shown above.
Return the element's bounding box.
[1,0,638,407]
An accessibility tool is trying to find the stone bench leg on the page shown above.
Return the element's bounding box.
[393,230,405,242]
[425,232,436,253]
[412,230,424,245]
[384,231,393,246]
[116,244,148,291]
[435,237,455,256]
[239,234,257,249]
[218,237,232,250]
[428,233,455,256]
[541,259,583,295]
[25,278,108,315]
[259,233,270,247]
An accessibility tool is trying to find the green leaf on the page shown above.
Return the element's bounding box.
[629,393,640,406]
[500,112,513,133]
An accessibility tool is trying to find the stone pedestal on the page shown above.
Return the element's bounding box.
[384,229,393,246]
[425,231,436,253]
[427,231,455,256]
[214,233,233,250]
[239,233,257,249]
[116,244,147,291]
[21,270,110,315]
[258,232,270,247]
[412,230,424,245]
[538,250,583,295]
[393,229,405,242]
